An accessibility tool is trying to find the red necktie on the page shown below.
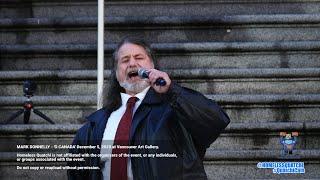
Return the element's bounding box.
[111,97,138,180]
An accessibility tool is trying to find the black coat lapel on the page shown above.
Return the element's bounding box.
[129,88,163,140]
[86,108,112,146]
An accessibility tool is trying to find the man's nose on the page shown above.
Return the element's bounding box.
[128,56,138,67]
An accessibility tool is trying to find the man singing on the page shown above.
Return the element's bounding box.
[68,37,230,180]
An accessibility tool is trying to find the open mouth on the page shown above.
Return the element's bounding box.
[128,70,139,79]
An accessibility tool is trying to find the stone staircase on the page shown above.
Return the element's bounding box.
[1,0,320,179]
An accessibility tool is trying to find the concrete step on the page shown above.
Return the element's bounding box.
[1,123,319,153]
[205,149,320,161]
[0,96,95,124]
[0,94,320,124]
[204,150,320,179]
[0,122,319,151]
[1,149,319,162]
[1,0,320,18]
[1,41,320,70]
[1,69,320,96]
[1,150,319,179]
[1,14,320,44]
[1,123,319,179]
[0,124,79,152]
[2,78,320,96]
[212,122,320,150]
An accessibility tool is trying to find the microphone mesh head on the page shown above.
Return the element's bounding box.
[138,68,148,78]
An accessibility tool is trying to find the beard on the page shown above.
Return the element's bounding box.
[119,79,150,94]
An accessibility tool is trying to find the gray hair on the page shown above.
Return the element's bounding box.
[112,36,156,70]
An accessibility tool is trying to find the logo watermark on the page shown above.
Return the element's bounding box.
[257,162,305,174]
[280,132,298,156]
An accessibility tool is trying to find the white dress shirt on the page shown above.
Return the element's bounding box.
[100,86,150,180]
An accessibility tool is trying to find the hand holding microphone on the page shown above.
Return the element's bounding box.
[138,68,166,86]
[138,68,171,93]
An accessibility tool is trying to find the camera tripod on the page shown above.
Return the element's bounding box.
[5,95,55,124]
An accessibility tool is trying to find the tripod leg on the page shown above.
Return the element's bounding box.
[24,109,31,124]
[5,109,24,124]
[33,109,55,124]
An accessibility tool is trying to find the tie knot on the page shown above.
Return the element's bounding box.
[127,97,138,105]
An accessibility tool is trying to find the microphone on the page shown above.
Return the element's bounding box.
[138,68,167,86]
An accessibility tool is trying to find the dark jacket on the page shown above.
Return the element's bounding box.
[67,83,230,180]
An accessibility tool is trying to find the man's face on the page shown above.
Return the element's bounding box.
[116,43,154,93]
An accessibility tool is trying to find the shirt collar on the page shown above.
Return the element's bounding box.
[120,86,151,105]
